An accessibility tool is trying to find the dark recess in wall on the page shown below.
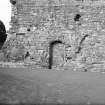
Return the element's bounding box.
[10,0,16,5]
[49,40,63,69]
[74,14,81,22]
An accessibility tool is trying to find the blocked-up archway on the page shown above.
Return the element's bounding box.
[48,40,65,69]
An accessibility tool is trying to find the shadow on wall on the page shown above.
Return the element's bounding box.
[10,0,16,5]
[0,20,7,50]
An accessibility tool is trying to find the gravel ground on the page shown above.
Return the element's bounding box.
[0,67,105,105]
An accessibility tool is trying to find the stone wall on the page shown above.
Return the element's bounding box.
[6,0,105,71]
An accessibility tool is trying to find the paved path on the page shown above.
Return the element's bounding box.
[0,67,105,105]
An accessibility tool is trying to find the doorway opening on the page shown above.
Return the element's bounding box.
[48,40,65,69]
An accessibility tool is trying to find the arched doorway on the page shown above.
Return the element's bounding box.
[48,40,65,69]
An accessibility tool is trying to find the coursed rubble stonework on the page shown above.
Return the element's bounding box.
[6,0,105,71]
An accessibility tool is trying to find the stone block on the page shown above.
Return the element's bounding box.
[0,52,5,62]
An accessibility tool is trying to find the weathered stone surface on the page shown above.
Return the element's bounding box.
[0,52,5,62]
[6,0,105,71]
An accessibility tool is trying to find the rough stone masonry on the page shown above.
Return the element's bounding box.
[4,0,105,71]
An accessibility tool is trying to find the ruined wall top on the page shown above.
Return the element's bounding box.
[9,0,105,33]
